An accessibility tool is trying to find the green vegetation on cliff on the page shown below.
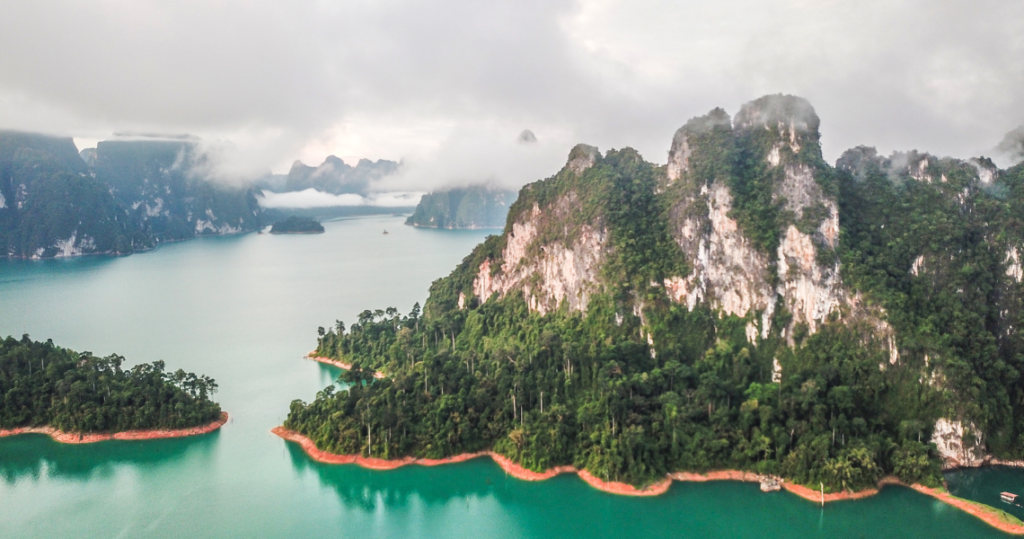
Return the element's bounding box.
[94,139,263,241]
[286,95,1024,492]
[0,131,151,257]
[837,149,1024,454]
[0,335,221,433]
[0,132,263,258]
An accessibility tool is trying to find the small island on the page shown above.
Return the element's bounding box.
[0,335,226,442]
[269,216,325,234]
[405,185,516,229]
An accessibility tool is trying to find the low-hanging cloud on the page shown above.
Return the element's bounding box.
[258,189,422,209]
[371,121,574,193]
[1,0,1022,187]
[996,126,1024,167]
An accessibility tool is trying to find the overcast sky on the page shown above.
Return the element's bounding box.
[1,0,1022,190]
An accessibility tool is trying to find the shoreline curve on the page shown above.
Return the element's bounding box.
[273,425,1024,534]
[272,426,666,495]
[0,411,229,444]
[307,352,384,379]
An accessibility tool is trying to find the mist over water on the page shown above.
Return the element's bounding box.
[0,216,1011,538]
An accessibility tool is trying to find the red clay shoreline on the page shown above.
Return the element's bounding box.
[273,425,1024,534]
[272,426,666,495]
[296,353,1024,531]
[307,352,384,379]
[0,411,228,444]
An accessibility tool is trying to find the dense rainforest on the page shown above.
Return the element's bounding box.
[286,95,1024,493]
[0,335,221,433]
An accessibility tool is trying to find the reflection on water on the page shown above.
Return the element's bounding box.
[0,430,220,484]
[0,252,119,276]
[0,216,1018,539]
[316,362,348,390]
[285,440,1011,539]
[285,442,498,511]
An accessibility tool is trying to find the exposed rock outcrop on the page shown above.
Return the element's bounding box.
[775,220,842,335]
[665,96,847,342]
[931,418,987,468]
[1007,247,1023,283]
[471,152,609,314]
[666,181,774,328]
[738,96,844,338]
[567,144,600,176]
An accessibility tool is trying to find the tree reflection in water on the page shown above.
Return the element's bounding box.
[0,429,220,484]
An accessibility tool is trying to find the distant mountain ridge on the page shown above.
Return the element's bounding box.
[405,185,517,229]
[94,139,262,239]
[0,131,262,258]
[284,155,399,195]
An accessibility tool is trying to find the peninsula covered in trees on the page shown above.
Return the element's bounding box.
[0,335,222,435]
[284,95,1024,494]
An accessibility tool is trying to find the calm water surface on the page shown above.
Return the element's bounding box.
[946,466,1024,521]
[0,215,1014,538]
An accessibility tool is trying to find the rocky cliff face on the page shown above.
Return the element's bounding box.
[665,96,848,344]
[94,140,263,242]
[665,180,774,326]
[834,145,1024,467]
[449,94,1024,468]
[752,108,844,340]
[0,131,149,258]
[470,146,608,314]
[931,418,987,468]
[466,98,871,343]
[0,132,264,258]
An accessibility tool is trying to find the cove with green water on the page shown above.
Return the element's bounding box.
[0,215,1016,538]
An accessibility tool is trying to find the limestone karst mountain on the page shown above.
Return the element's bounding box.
[94,139,263,239]
[0,132,262,258]
[405,185,517,229]
[283,155,399,195]
[296,94,1024,488]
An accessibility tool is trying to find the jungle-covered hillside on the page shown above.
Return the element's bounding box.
[286,95,1024,492]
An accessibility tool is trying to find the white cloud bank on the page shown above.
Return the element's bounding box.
[258,189,422,209]
[2,0,1023,182]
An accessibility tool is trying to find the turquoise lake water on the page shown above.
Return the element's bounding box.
[0,214,1016,538]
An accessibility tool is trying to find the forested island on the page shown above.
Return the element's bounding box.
[269,216,325,234]
[405,185,516,229]
[0,335,224,439]
[283,95,1024,503]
